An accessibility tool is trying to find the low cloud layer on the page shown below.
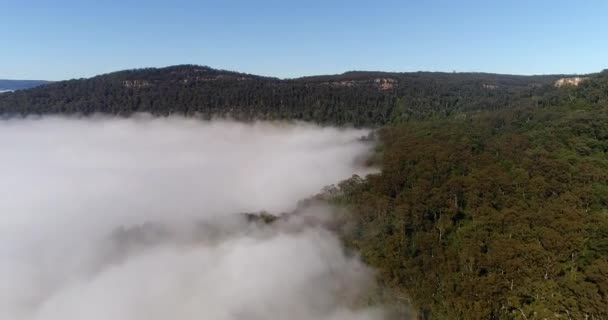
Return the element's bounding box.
[0,116,381,320]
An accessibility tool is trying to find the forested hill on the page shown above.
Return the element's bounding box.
[0,65,570,126]
[0,79,49,91]
[329,70,608,319]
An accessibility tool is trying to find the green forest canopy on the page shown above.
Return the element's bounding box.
[330,71,608,319]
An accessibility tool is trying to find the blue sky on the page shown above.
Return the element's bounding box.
[1,0,607,80]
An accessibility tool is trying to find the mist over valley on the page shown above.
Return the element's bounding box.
[0,116,382,320]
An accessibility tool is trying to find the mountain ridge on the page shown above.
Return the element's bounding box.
[0,64,580,126]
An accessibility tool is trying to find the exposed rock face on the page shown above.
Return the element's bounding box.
[326,80,357,88]
[324,78,397,91]
[555,77,588,87]
[122,80,152,88]
[374,78,397,90]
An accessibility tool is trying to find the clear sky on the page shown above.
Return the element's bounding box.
[1,0,607,80]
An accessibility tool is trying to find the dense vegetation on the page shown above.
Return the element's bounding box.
[329,71,608,319]
[0,65,564,126]
[2,65,607,319]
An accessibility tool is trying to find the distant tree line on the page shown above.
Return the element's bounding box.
[0,65,566,126]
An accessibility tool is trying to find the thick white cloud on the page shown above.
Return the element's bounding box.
[0,116,382,320]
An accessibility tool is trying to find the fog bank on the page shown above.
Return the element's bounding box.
[0,116,382,320]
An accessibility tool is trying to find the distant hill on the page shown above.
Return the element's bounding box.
[0,65,571,126]
[0,79,49,91]
[0,65,588,126]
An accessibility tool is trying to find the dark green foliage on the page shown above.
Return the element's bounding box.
[0,65,565,126]
[331,74,608,319]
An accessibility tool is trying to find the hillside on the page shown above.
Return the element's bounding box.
[0,65,568,126]
[244,70,608,318]
[326,71,608,319]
